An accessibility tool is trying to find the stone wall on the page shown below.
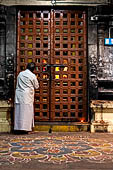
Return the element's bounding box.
[0,0,111,6]
[90,100,113,133]
[102,46,113,80]
[0,6,16,100]
[5,6,16,100]
[0,6,6,98]
[88,7,98,100]
[0,2,113,132]
[0,6,16,132]
[0,101,13,132]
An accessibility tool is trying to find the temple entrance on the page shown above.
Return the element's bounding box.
[17,7,87,122]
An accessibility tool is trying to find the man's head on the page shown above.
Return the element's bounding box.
[26,62,35,72]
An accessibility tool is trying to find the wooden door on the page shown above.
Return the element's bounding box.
[17,8,87,122]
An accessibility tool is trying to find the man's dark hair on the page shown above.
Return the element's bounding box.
[26,62,35,72]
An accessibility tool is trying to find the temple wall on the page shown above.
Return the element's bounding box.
[0,1,113,132]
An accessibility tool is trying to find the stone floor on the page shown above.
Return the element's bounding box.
[0,132,113,170]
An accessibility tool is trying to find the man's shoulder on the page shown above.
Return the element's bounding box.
[19,69,36,78]
[25,69,36,78]
[18,70,28,76]
[18,70,25,76]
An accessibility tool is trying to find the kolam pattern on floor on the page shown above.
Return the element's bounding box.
[0,134,113,165]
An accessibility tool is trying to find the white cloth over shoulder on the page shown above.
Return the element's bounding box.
[14,69,39,131]
[15,69,39,104]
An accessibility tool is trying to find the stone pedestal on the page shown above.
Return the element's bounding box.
[0,101,13,132]
[90,100,113,133]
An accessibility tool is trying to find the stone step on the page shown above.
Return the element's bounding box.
[34,122,90,132]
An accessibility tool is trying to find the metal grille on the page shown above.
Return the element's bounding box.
[17,8,87,122]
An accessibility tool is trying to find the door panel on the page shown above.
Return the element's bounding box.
[50,9,87,121]
[17,8,87,122]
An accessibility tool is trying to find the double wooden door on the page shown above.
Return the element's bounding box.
[17,7,87,122]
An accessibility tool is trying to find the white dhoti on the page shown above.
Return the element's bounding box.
[14,103,34,131]
[14,69,39,132]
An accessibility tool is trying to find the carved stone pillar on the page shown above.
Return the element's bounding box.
[88,7,98,100]
[0,6,16,100]
[0,6,6,98]
[97,22,106,79]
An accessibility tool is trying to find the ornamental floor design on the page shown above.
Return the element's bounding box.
[0,133,113,165]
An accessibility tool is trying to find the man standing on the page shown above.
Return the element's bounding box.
[14,62,39,134]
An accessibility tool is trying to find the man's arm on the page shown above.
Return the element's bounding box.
[34,76,39,89]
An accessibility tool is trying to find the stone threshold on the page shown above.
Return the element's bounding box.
[34,122,90,132]
[35,122,90,125]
